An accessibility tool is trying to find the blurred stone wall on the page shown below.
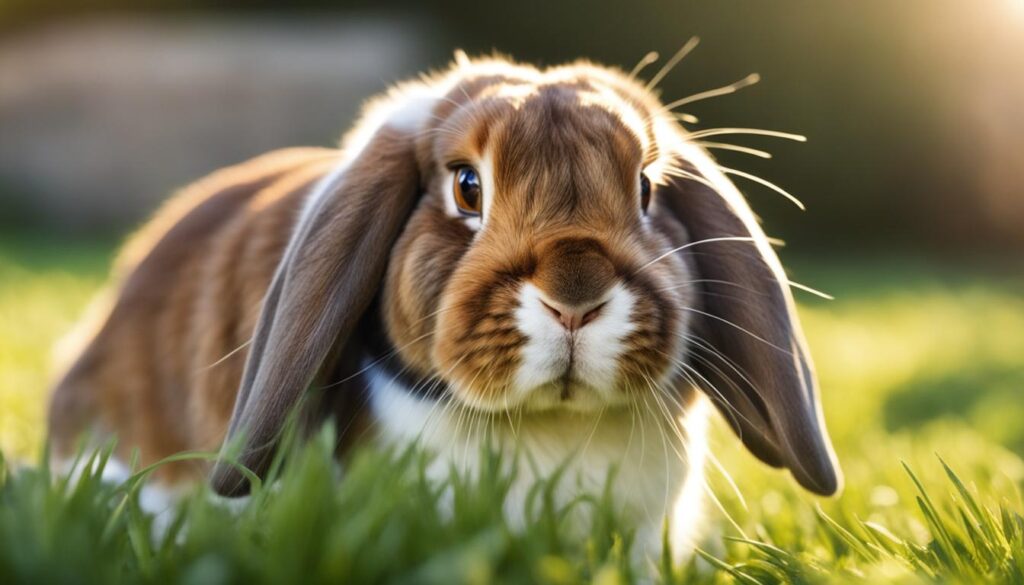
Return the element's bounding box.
[0,16,433,232]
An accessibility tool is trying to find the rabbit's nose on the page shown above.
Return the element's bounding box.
[533,237,616,313]
[539,297,609,332]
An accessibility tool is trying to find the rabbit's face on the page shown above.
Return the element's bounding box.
[383,63,697,413]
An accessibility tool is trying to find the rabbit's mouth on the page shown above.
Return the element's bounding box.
[367,346,637,415]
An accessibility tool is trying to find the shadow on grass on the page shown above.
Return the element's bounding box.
[884,364,1024,456]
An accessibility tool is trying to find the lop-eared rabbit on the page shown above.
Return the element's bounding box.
[49,52,840,559]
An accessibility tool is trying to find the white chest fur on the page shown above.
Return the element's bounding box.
[366,365,711,557]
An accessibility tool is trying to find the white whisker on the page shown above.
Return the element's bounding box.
[628,50,660,80]
[656,278,767,297]
[647,374,749,533]
[718,166,805,211]
[321,330,436,389]
[679,333,758,395]
[661,167,719,191]
[681,307,793,355]
[661,73,760,111]
[695,141,772,159]
[788,280,834,300]
[635,236,757,274]
[705,450,748,513]
[645,37,700,91]
[656,351,751,434]
[684,127,807,142]
[201,338,252,370]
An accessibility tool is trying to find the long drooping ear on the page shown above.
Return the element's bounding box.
[659,141,841,496]
[209,118,424,496]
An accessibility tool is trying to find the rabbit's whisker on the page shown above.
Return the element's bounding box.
[661,274,832,302]
[787,280,834,300]
[656,349,752,439]
[416,353,472,438]
[717,166,805,210]
[320,330,435,390]
[660,167,719,191]
[645,36,700,91]
[681,307,794,356]
[656,277,768,296]
[501,388,519,441]
[694,141,772,159]
[660,73,761,113]
[635,236,758,274]
[201,338,252,371]
[643,376,688,463]
[641,383,674,517]
[628,50,660,80]
[454,359,493,467]
[705,449,749,513]
[320,298,479,391]
[650,362,750,529]
[678,333,758,398]
[683,127,807,142]
[578,404,607,462]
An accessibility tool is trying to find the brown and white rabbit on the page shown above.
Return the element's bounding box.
[47,53,841,557]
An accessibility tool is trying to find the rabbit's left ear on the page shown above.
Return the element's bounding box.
[210,116,425,496]
[656,141,842,496]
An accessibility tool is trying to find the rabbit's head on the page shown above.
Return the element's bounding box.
[211,55,841,498]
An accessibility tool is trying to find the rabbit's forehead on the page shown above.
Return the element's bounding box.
[494,87,646,174]
[436,71,655,155]
[435,81,655,212]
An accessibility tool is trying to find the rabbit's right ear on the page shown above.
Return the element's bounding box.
[656,140,841,496]
[210,100,433,496]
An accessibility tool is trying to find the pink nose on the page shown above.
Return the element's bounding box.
[539,298,608,332]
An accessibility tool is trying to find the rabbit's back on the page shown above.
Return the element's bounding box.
[48,147,340,482]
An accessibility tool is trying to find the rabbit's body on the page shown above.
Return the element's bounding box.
[49,55,840,559]
[49,147,346,482]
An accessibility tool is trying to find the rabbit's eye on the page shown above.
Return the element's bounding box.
[639,173,652,213]
[453,166,483,216]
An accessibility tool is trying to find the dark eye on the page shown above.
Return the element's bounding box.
[639,173,652,213]
[453,166,482,216]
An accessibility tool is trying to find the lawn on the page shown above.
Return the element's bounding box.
[1,235,1023,584]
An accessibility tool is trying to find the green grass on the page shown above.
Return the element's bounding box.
[1,237,1023,584]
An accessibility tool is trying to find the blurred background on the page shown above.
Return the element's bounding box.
[2,0,1023,254]
[1,0,1022,532]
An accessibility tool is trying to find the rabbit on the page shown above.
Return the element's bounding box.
[47,53,841,559]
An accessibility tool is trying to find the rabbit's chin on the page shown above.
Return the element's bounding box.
[446,380,637,415]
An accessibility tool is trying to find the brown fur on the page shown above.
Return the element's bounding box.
[48,56,840,496]
[49,148,340,482]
